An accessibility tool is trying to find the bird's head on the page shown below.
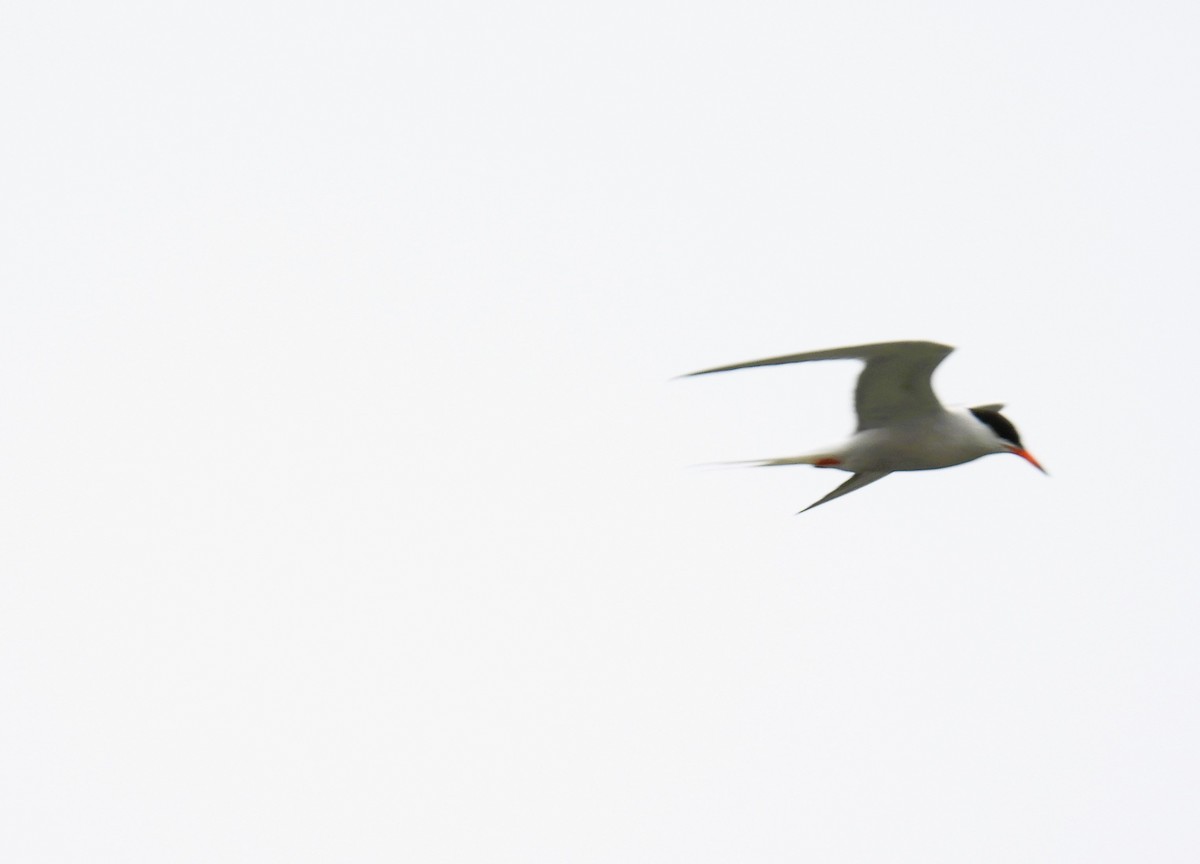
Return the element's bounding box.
[969,405,1047,474]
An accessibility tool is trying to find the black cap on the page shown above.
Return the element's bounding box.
[969,406,1023,448]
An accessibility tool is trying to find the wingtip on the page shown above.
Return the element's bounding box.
[675,366,723,379]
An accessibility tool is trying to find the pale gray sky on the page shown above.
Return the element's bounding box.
[3,2,1198,862]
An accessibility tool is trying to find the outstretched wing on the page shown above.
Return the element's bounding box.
[800,471,891,513]
[684,340,954,431]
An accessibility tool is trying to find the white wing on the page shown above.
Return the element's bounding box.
[685,340,954,430]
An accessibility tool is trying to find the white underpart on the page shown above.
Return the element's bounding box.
[823,407,1007,472]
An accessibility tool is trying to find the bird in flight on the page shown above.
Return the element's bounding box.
[684,340,1046,512]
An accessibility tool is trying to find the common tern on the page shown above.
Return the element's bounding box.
[685,340,1046,512]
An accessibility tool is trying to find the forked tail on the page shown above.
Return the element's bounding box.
[700,456,889,512]
[719,453,843,468]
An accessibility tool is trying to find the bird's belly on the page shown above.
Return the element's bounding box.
[839,426,985,472]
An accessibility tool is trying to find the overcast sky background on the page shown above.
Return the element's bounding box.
[3,2,1199,861]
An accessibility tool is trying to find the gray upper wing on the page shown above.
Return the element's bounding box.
[684,340,955,430]
[799,471,891,512]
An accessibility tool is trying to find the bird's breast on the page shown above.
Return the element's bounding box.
[840,416,992,472]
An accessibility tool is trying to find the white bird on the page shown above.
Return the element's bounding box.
[685,340,1046,512]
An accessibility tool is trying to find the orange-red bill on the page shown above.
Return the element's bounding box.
[1010,447,1048,475]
